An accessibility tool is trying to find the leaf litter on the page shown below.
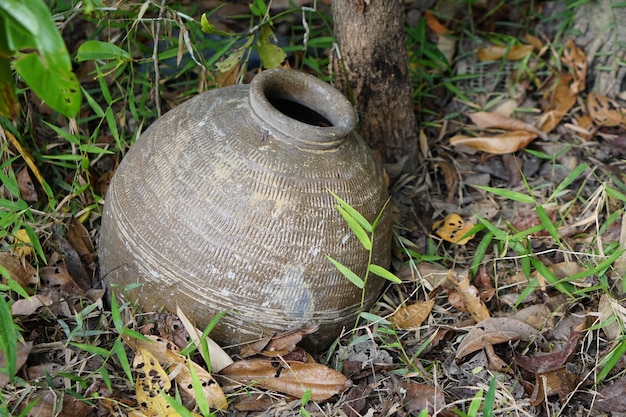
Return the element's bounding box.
[5,2,626,417]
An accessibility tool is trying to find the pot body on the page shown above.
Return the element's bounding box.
[99,69,391,348]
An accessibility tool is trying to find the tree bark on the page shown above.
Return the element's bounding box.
[331,0,417,174]
[574,0,626,96]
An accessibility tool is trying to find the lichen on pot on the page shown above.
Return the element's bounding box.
[99,69,391,349]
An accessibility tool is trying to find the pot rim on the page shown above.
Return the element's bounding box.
[249,68,357,150]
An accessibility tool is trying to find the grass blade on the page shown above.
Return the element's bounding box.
[326,255,364,288]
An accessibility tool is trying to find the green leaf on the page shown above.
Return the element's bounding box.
[0,0,39,36]
[606,186,626,203]
[200,13,233,36]
[597,339,626,383]
[0,295,17,384]
[337,206,372,250]
[250,0,268,17]
[216,36,253,73]
[535,205,560,243]
[257,25,286,69]
[328,190,372,233]
[8,0,81,117]
[189,358,211,416]
[546,163,588,203]
[367,264,402,284]
[113,339,133,382]
[474,185,535,203]
[76,40,131,62]
[326,255,364,288]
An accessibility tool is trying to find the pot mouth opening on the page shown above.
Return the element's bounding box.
[249,69,357,149]
[267,96,333,127]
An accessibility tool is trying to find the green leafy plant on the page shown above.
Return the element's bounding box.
[326,191,401,329]
[0,0,81,119]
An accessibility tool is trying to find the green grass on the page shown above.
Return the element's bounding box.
[2,1,626,416]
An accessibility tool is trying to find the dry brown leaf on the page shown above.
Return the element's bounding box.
[16,168,37,202]
[401,380,446,414]
[432,214,476,245]
[455,317,539,360]
[68,217,95,263]
[530,367,579,406]
[0,341,32,388]
[598,294,623,341]
[220,359,352,401]
[40,264,84,295]
[515,331,581,374]
[562,38,587,95]
[11,294,54,316]
[593,376,626,413]
[512,304,551,330]
[449,131,537,154]
[447,270,490,322]
[587,92,625,127]
[0,251,38,287]
[424,10,450,35]
[434,161,458,204]
[392,299,435,329]
[538,73,577,132]
[477,44,534,61]
[468,112,547,140]
[524,34,543,50]
[175,305,233,372]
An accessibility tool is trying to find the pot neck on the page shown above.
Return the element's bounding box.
[248,69,357,150]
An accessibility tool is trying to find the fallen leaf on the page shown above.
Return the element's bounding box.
[434,161,458,204]
[512,304,551,329]
[432,214,476,245]
[530,367,580,406]
[133,347,181,417]
[11,294,54,316]
[449,131,537,154]
[39,264,84,295]
[401,380,446,414]
[587,92,625,127]
[68,217,95,265]
[598,294,623,341]
[0,341,32,388]
[515,331,581,373]
[593,377,626,413]
[524,34,543,50]
[538,73,577,133]
[477,44,534,61]
[176,305,233,372]
[392,299,435,329]
[220,359,352,401]
[447,270,490,323]
[16,168,37,202]
[342,382,372,417]
[468,112,547,140]
[0,252,38,287]
[455,317,540,360]
[561,38,587,95]
[125,334,228,410]
[13,229,32,257]
[424,10,450,35]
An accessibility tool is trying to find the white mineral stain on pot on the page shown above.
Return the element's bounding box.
[198,121,206,127]
[341,234,351,244]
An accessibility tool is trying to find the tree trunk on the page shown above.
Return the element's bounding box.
[331,0,417,174]
[574,0,626,96]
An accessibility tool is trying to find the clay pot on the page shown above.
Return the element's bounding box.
[99,69,391,349]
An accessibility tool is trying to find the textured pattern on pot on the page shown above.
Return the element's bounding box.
[99,68,391,349]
